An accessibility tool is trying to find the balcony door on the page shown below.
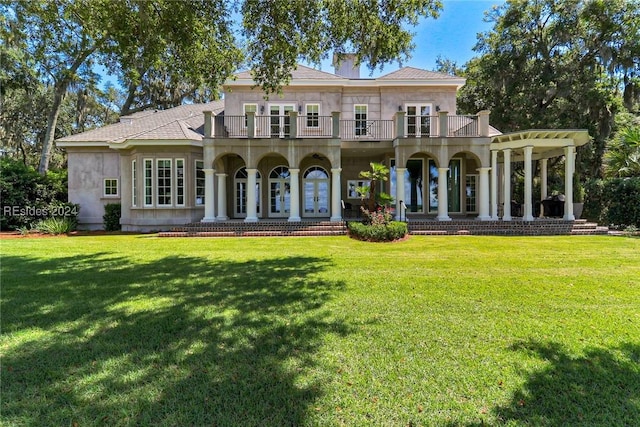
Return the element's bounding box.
[406,104,433,137]
[270,104,295,138]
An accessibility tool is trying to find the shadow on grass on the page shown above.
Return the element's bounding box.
[2,252,348,426]
[491,340,640,426]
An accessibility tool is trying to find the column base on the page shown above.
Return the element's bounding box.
[477,215,492,221]
[201,217,216,223]
[563,214,575,221]
[522,214,534,221]
[244,217,258,223]
[502,215,512,221]
[330,216,343,222]
[288,216,301,222]
[216,215,229,221]
[437,215,452,221]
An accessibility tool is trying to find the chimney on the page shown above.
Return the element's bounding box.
[332,53,360,79]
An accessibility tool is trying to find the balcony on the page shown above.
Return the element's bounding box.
[205,111,490,140]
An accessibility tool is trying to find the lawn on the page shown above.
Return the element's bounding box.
[1,235,639,426]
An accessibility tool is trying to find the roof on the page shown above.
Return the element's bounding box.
[377,67,461,81]
[233,64,345,81]
[57,101,224,145]
[227,65,465,88]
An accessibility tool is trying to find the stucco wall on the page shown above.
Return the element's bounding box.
[66,148,121,229]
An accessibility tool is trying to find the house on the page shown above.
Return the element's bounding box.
[57,56,590,231]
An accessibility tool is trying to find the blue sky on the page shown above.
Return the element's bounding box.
[100,0,505,88]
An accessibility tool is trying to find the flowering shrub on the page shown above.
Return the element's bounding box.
[348,220,407,242]
[361,205,393,226]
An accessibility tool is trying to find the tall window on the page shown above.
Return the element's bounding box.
[355,105,368,136]
[195,160,205,205]
[306,104,319,127]
[176,159,185,206]
[466,175,477,213]
[406,104,432,137]
[132,160,137,207]
[244,103,257,127]
[104,179,118,196]
[157,159,172,206]
[144,159,153,206]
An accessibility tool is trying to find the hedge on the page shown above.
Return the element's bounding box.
[584,177,640,228]
[347,221,408,242]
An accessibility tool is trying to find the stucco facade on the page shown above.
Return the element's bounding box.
[57,62,589,231]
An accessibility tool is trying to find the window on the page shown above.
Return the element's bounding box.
[306,104,319,127]
[132,160,137,206]
[355,105,368,136]
[347,180,369,199]
[243,103,257,127]
[144,159,153,206]
[104,179,118,197]
[195,160,205,205]
[157,159,172,206]
[176,159,185,206]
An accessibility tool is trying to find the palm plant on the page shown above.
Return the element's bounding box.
[355,162,393,211]
[604,126,640,178]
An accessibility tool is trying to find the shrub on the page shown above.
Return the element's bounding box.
[35,217,76,235]
[584,177,640,228]
[348,221,408,242]
[0,157,69,230]
[103,203,121,231]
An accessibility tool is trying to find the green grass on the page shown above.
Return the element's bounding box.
[2,235,639,426]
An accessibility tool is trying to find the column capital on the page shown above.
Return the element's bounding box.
[245,168,258,173]
[477,167,491,173]
[215,172,228,177]
[289,168,300,174]
[331,168,342,173]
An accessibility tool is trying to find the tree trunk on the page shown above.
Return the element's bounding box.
[38,80,67,174]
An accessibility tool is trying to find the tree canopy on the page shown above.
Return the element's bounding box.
[1,0,442,172]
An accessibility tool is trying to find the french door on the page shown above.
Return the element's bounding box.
[406,104,433,137]
[270,104,295,138]
[303,167,330,217]
[234,167,261,218]
[269,166,291,217]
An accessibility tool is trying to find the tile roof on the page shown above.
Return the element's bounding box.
[57,101,224,143]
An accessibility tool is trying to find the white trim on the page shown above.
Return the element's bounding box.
[103,178,119,197]
[354,104,368,136]
[226,78,466,89]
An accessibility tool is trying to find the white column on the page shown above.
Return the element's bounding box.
[395,167,407,221]
[437,167,451,221]
[245,168,258,222]
[490,150,498,220]
[502,148,512,221]
[201,168,216,222]
[216,173,228,220]
[288,168,301,222]
[540,158,548,217]
[564,146,575,220]
[477,167,491,220]
[523,146,534,221]
[330,168,342,222]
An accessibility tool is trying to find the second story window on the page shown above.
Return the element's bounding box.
[355,105,368,136]
[306,104,319,127]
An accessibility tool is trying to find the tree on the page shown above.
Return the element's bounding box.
[456,0,640,178]
[604,126,640,178]
[2,0,443,173]
[356,162,394,212]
